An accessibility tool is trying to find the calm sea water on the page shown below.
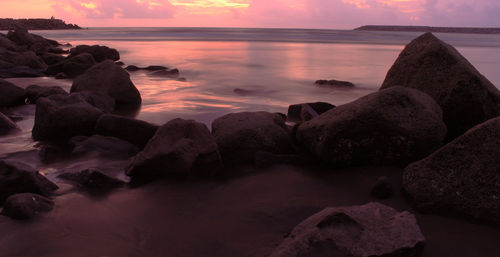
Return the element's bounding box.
[2,27,500,154]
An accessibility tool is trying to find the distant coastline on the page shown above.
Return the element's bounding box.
[0,18,81,30]
[355,25,500,34]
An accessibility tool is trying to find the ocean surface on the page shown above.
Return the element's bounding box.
[3,27,500,155]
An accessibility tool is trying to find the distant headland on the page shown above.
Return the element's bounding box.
[355,25,500,34]
[0,18,81,30]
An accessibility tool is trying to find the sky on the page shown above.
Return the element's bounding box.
[1,0,500,29]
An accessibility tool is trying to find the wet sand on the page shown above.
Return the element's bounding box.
[0,164,498,257]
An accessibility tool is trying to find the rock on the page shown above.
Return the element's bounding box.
[269,202,425,257]
[6,28,38,46]
[315,79,355,88]
[47,47,67,54]
[69,135,139,156]
[0,34,18,51]
[287,102,335,123]
[68,45,120,62]
[41,52,65,65]
[0,65,45,78]
[13,51,47,70]
[380,32,500,140]
[46,53,96,78]
[0,160,58,205]
[32,94,103,141]
[0,112,20,135]
[1,193,54,220]
[144,65,167,71]
[25,85,67,104]
[74,91,116,113]
[403,117,500,225]
[71,60,142,108]
[94,114,159,148]
[296,86,447,167]
[115,61,125,66]
[212,112,295,165]
[125,65,140,71]
[149,68,179,78]
[0,78,26,107]
[55,72,68,79]
[58,168,125,189]
[371,176,393,199]
[126,118,223,180]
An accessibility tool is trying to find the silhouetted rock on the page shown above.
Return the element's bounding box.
[46,53,96,77]
[1,193,54,220]
[125,65,140,71]
[403,117,500,225]
[212,112,295,165]
[0,160,58,205]
[381,32,500,140]
[149,68,179,78]
[71,60,142,108]
[95,114,159,148]
[12,51,47,69]
[0,18,81,30]
[68,45,120,62]
[0,34,19,51]
[287,102,335,123]
[0,112,20,135]
[58,168,125,189]
[70,135,139,156]
[25,85,67,104]
[127,118,223,180]
[74,91,116,113]
[0,78,25,107]
[41,52,65,65]
[0,65,44,78]
[269,202,425,257]
[370,176,393,199]
[144,65,168,71]
[32,94,103,141]
[315,79,355,88]
[296,86,446,167]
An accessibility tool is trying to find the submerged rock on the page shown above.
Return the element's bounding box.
[70,135,139,157]
[1,193,54,220]
[315,79,355,88]
[0,112,20,135]
[94,114,159,148]
[68,45,120,62]
[127,118,223,180]
[371,176,393,199]
[381,32,500,140]
[287,102,335,123]
[0,78,25,107]
[212,112,295,165]
[269,202,425,257]
[71,60,142,108]
[58,168,125,189]
[296,86,447,167]
[403,117,500,225]
[149,68,179,78]
[46,52,96,78]
[0,160,58,205]
[25,85,67,104]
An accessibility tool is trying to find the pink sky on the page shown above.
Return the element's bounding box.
[1,0,499,28]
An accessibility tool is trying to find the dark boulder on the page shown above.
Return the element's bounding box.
[71,60,142,107]
[381,32,500,140]
[403,117,500,225]
[1,193,54,220]
[32,93,103,141]
[46,53,96,78]
[25,85,67,104]
[13,51,47,70]
[125,65,140,71]
[95,114,159,148]
[0,78,26,107]
[126,118,223,180]
[70,135,139,157]
[296,86,447,167]
[0,160,58,205]
[68,45,120,62]
[0,65,44,78]
[144,65,168,71]
[0,112,20,135]
[370,176,393,199]
[149,68,179,78]
[315,79,355,88]
[287,102,335,123]
[212,112,295,165]
[41,52,65,65]
[0,34,18,51]
[58,168,125,189]
[269,202,425,257]
[74,91,116,113]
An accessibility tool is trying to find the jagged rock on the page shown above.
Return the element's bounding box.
[315,79,355,88]
[25,85,67,104]
[296,86,447,167]
[371,176,393,199]
[94,114,159,148]
[68,45,120,62]
[403,117,500,225]
[71,60,142,108]
[0,160,58,205]
[381,32,500,140]
[1,193,54,220]
[46,53,96,78]
[58,168,125,189]
[287,102,335,123]
[269,202,425,257]
[32,94,103,141]
[0,78,25,107]
[126,118,223,180]
[0,112,20,135]
[212,112,295,165]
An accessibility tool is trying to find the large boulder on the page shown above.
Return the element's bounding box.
[0,34,19,51]
[94,114,159,148]
[269,202,425,257]
[126,118,223,180]
[13,51,47,70]
[25,84,67,104]
[0,112,20,135]
[296,86,447,167]
[32,94,103,141]
[45,53,96,78]
[403,117,500,225]
[71,60,142,107]
[287,102,335,123]
[0,78,26,107]
[212,112,295,165]
[0,160,58,205]
[68,45,120,62]
[380,32,500,140]
[1,193,54,220]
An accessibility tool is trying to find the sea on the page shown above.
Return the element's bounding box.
[2,27,500,155]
